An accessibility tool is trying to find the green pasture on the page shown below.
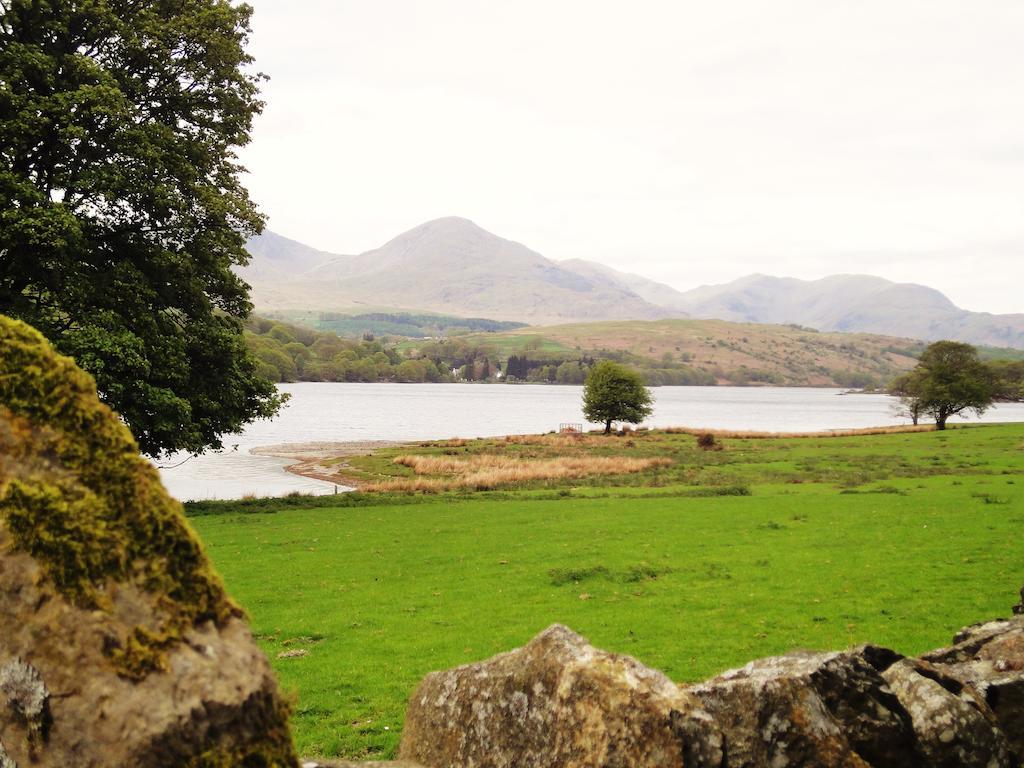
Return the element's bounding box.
[189,424,1024,760]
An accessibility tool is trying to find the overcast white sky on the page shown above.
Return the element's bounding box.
[240,1,1024,314]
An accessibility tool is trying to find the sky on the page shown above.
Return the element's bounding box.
[239,1,1024,314]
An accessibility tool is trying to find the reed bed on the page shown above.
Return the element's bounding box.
[417,438,469,448]
[363,455,672,493]
[501,433,615,448]
[659,424,935,439]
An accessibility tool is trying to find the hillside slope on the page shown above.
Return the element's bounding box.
[469,319,923,388]
[674,274,1024,349]
[560,259,693,312]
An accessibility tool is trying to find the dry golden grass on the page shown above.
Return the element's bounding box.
[416,438,469,448]
[363,454,672,493]
[501,433,616,448]
[660,424,935,439]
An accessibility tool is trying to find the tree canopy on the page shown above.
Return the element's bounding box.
[582,360,653,434]
[0,0,283,456]
[889,341,995,430]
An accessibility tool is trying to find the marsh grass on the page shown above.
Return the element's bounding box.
[366,455,673,492]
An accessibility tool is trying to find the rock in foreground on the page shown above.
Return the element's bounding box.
[399,624,724,767]
[921,616,1024,760]
[400,613,1024,768]
[690,645,919,767]
[0,316,297,767]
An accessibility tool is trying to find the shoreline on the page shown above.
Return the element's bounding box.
[251,440,406,489]
[249,423,940,490]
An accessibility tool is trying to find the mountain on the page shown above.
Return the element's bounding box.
[243,219,1024,349]
[672,274,1024,349]
[243,217,681,324]
[240,230,334,281]
[559,259,693,312]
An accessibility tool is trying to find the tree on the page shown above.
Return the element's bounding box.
[988,360,1024,402]
[0,0,283,456]
[888,370,925,425]
[889,341,995,430]
[582,360,653,434]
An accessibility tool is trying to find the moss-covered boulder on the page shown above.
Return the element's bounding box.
[0,315,297,767]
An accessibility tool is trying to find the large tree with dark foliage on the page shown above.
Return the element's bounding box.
[0,0,283,456]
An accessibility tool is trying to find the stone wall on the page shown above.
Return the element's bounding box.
[394,610,1024,767]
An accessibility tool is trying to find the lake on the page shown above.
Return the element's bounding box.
[159,383,1024,501]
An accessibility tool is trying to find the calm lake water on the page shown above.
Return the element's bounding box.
[159,383,1024,501]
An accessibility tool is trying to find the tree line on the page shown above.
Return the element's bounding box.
[248,321,729,388]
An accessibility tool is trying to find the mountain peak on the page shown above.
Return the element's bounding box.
[401,216,488,236]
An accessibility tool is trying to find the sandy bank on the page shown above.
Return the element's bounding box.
[251,440,406,488]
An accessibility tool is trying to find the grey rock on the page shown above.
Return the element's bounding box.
[398,623,723,768]
[882,658,1012,767]
[0,660,49,741]
[922,615,1024,761]
[689,645,918,767]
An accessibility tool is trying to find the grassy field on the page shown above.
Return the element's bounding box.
[189,424,1024,760]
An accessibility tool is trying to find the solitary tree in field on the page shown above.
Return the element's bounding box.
[889,341,995,430]
[582,361,653,434]
[0,0,283,456]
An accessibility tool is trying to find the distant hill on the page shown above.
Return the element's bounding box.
[467,318,924,388]
[243,218,680,324]
[672,274,1024,349]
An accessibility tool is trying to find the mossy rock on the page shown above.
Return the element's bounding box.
[0,315,297,767]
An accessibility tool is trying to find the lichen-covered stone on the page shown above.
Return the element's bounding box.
[0,659,49,744]
[0,316,297,767]
[398,623,724,767]
[921,615,1024,761]
[689,645,917,767]
[397,613,1024,768]
[881,657,1011,767]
